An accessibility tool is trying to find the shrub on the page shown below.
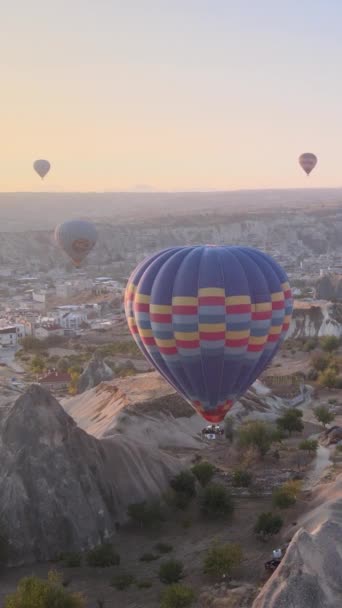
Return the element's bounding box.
[276,408,304,435]
[200,483,234,518]
[314,405,335,427]
[4,571,85,608]
[320,336,340,352]
[254,512,283,539]
[57,358,70,373]
[299,439,319,455]
[170,472,196,498]
[111,574,135,590]
[303,338,317,352]
[232,468,252,488]
[155,542,173,554]
[191,461,215,487]
[127,500,164,527]
[86,544,120,567]
[311,353,330,372]
[318,367,337,389]
[160,584,195,608]
[238,421,275,456]
[136,580,153,589]
[139,552,159,562]
[31,355,45,374]
[272,480,301,509]
[203,543,243,578]
[307,368,318,381]
[159,559,184,584]
[63,552,82,568]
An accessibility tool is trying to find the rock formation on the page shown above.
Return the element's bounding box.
[0,384,180,565]
[316,273,342,301]
[77,353,114,393]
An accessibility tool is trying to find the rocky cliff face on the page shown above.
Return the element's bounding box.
[288,301,342,338]
[316,274,342,301]
[0,385,180,565]
[77,354,114,393]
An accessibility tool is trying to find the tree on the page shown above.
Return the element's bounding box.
[318,368,337,389]
[31,355,45,374]
[57,358,69,373]
[272,480,301,509]
[299,439,319,456]
[200,483,234,518]
[68,369,80,395]
[203,543,243,578]
[276,408,304,436]
[232,468,252,487]
[86,544,120,567]
[254,512,283,539]
[238,421,275,457]
[127,501,164,528]
[191,461,215,487]
[4,571,85,608]
[170,471,196,508]
[303,338,317,352]
[320,336,340,352]
[161,584,195,608]
[21,336,44,352]
[224,416,235,442]
[159,560,184,584]
[311,353,330,372]
[314,405,335,428]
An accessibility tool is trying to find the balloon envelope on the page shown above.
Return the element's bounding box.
[299,153,317,175]
[125,245,293,422]
[54,220,97,266]
[33,159,51,179]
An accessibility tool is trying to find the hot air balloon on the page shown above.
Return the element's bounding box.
[299,153,317,175]
[125,246,293,423]
[54,220,97,267]
[33,159,51,179]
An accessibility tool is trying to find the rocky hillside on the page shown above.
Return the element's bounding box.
[0,385,181,565]
[253,474,342,608]
[288,301,342,338]
[316,273,342,301]
[77,354,114,393]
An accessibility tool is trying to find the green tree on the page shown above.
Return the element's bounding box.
[320,336,340,352]
[238,421,275,457]
[86,544,120,567]
[170,471,196,508]
[31,355,45,374]
[299,439,319,455]
[4,571,85,608]
[159,560,184,585]
[200,483,234,518]
[232,468,252,488]
[191,461,215,487]
[276,408,304,436]
[203,543,243,578]
[127,501,164,528]
[254,512,283,539]
[314,405,335,427]
[318,367,337,389]
[272,480,301,509]
[160,584,195,608]
[57,358,69,373]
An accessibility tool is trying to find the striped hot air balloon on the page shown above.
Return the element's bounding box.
[299,153,317,175]
[54,219,97,267]
[125,245,293,422]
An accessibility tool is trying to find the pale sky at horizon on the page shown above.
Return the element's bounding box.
[2,0,342,192]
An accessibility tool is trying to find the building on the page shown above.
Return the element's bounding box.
[59,311,88,331]
[0,326,18,346]
[38,371,71,391]
[35,324,64,340]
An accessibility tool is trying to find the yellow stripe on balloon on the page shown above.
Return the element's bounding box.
[225,295,251,305]
[226,329,250,339]
[138,328,154,337]
[198,287,225,297]
[174,331,199,340]
[135,293,150,303]
[172,296,198,306]
[269,325,283,334]
[251,302,272,312]
[249,335,267,345]
[199,323,225,332]
[155,338,176,347]
[271,292,284,302]
[150,304,172,313]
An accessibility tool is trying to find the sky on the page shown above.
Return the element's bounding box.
[2,0,342,192]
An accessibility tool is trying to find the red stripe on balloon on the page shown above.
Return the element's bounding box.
[272,301,285,310]
[134,303,149,312]
[225,338,249,347]
[141,337,156,346]
[200,331,225,341]
[176,339,200,348]
[159,346,178,355]
[226,304,251,314]
[252,311,272,320]
[199,296,225,306]
[247,343,264,351]
[172,305,198,315]
[150,313,172,323]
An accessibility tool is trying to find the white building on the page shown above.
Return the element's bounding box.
[59,311,87,330]
[0,327,18,346]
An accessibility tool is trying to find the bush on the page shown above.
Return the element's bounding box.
[318,367,338,389]
[139,552,159,562]
[303,338,317,352]
[203,543,243,578]
[111,574,135,590]
[232,468,252,488]
[4,571,85,608]
[238,421,275,457]
[307,368,318,381]
[311,353,330,372]
[272,480,301,509]
[86,544,120,567]
[155,542,173,554]
[200,483,234,518]
[170,471,196,498]
[299,439,319,455]
[159,560,184,584]
[254,512,283,539]
[127,500,164,527]
[63,552,82,568]
[191,461,215,487]
[160,584,195,608]
[320,336,340,352]
[136,580,153,589]
[276,408,304,435]
[57,358,70,373]
[314,405,335,427]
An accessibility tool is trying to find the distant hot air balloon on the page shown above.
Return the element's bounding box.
[55,220,97,267]
[33,159,51,179]
[299,153,317,176]
[125,245,293,423]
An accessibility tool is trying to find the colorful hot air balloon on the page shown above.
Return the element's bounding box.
[55,220,97,267]
[33,159,51,179]
[299,153,317,175]
[125,246,293,423]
